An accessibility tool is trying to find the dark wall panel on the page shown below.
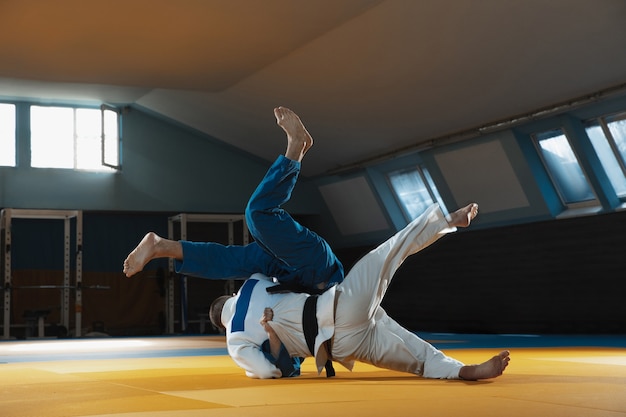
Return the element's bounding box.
[337,210,626,334]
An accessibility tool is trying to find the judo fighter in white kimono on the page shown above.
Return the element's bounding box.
[211,201,509,380]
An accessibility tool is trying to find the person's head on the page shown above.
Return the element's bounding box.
[209,295,232,332]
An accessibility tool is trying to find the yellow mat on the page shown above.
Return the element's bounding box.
[1,338,625,417]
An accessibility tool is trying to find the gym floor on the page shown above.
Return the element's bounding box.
[1,333,625,417]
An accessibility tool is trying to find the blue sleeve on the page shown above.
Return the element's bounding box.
[260,340,302,378]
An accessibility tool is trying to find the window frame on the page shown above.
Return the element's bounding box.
[583,113,626,199]
[100,104,122,170]
[531,127,599,209]
[385,165,447,222]
[29,104,121,172]
[596,112,626,178]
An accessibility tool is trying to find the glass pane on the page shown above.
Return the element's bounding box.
[422,167,448,215]
[585,124,626,197]
[607,117,626,165]
[388,168,434,220]
[76,134,102,170]
[0,103,16,167]
[75,108,102,170]
[102,108,119,167]
[31,106,74,168]
[536,130,595,204]
[76,108,101,137]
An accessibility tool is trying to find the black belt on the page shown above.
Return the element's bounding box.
[266,282,325,295]
[303,295,335,377]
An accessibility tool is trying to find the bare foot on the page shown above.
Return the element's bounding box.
[459,350,510,380]
[447,203,479,228]
[123,232,181,277]
[274,106,313,162]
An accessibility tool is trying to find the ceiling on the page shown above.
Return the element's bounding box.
[1,0,626,177]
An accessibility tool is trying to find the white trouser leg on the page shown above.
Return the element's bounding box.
[333,204,455,368]
[356,308,464,379]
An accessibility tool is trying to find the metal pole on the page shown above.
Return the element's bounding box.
[2,209,12,339]
[180,214,188,333]
[62,217,70,331]
[167,218,173,334]
[75,212,83,337]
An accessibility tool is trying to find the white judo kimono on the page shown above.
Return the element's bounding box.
[221,204,465,379]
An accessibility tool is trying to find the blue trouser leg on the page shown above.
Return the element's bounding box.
[245,155,344,289]
[175,240,283,280]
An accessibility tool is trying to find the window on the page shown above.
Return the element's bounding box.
[387,167,446,220]
[30,105,120,171]
[585,114,626,197]
[0,103,16,167]
[534,129,596,205]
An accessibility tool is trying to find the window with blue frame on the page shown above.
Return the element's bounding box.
[585,112,626,198]
[387,167,446,220]
[30,105,120,171]
[533,129,597,206]
[0,103,16,167]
